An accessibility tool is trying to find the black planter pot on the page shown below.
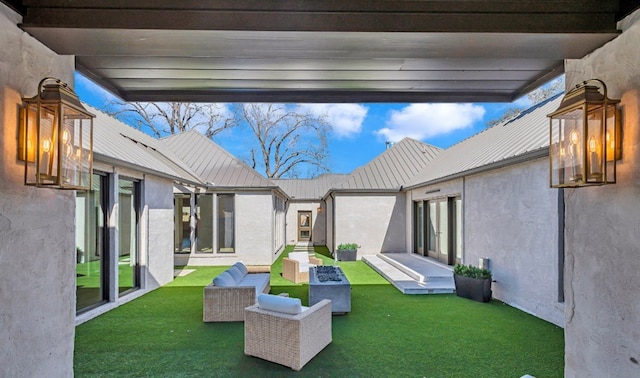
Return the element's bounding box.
[454,274,492,302]
[337,249,357,261]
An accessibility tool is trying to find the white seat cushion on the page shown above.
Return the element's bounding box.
[298,262,316,273]
[288,252,310,264]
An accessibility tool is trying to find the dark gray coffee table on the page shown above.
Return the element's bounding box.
[309,266,351,314]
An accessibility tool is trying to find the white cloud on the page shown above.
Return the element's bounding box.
[298,104,368,138]
[375,103,485,143]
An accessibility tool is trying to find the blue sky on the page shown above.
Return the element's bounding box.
[74,72,534,176]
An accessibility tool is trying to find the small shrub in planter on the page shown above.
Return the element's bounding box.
[336,243,358,261]
[453,263,492,302]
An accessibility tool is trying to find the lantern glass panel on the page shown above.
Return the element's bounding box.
[61,106,93,188]
[25,103,61,186]
[551,107,585,186]
[585,104,604,183]
[605,104,617,183]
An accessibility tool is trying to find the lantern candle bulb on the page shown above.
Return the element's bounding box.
[589,137,601,177]
[569,129,582,182]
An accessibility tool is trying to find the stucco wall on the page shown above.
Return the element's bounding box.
[326,195,334,251]
[334,193,406,255]
[463,159,564,327]
[144,175,175,288]
[235,191,275,265]
[285,201,326,245]
[0,4,76,377]
[563,10,640,377]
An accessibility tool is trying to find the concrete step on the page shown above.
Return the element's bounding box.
[377,253,425,283]
[362,254,455,295]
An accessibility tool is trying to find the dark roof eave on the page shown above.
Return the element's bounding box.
[404,147,550,190]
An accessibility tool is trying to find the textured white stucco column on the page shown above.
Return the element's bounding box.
[0,3,76,377]
[144,175,175,288]
[563,9,640,378]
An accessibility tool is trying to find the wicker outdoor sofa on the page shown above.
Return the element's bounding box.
[203,262,271,322]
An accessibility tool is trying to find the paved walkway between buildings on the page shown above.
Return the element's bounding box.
[362,252,455,294]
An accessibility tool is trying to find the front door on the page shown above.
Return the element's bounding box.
[298,211,312,242]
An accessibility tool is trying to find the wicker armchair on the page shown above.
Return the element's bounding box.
[282,252,323,283]
[244,297,332,371]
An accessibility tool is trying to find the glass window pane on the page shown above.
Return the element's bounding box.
[427,201,437,251]
[118,178,139,294]
[76,173,106,312]
[174,195,191,253]
[439,201,448,256]
[196,194,213,253]
[416,202,424,249]
[218,194,235,253]
[455,197,462,260]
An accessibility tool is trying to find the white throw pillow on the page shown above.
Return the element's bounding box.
[257,293,303,315]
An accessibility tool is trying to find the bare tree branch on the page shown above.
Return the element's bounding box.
[238,103,330,179]
[106,101,237,138]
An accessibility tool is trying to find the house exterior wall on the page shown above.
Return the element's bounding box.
[235,191,275,265]
[179,190,276,266]
[284,200,326,245]
[563,10,640,377]
[405,160,564,327]
[463,159,564,327]
[143,174,175,288]
[76,164,176,324]
[0,4,76,376]
[333,193,406,256]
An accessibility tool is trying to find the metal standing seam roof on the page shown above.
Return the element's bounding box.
[87,103,204,185]
[335,137,442,191]
[272,174,350,200]
[162,130,275,188]
[405,94,563,188]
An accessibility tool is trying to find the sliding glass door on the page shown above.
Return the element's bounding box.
[418,196,462,265]
[76,173,107,313]
[118,178,140,294]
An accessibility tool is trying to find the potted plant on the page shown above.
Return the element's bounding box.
[336,243,358,261]
[453,263,492,302]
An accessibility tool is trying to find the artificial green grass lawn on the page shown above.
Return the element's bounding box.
[75,246,564,377]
